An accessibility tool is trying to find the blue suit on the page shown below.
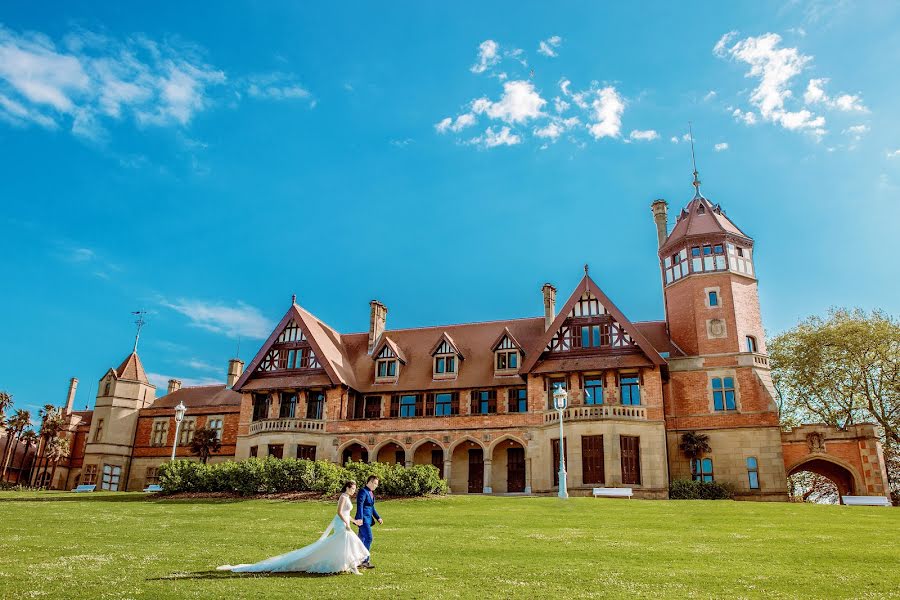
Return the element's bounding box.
[355,486,380,558]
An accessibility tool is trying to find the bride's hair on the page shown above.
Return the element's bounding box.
[341,480,357,493]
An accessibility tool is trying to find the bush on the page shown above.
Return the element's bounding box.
[669,479,734,500]
[157,458,448,497]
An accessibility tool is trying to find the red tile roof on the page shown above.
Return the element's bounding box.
[115,352,150,384]
[659,196,751,255]
[148,385,242,409]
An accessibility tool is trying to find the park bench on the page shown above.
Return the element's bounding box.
[592,487,633,499]
[143,484,163,493]
[842,495,892,506]
[72,484,96,493]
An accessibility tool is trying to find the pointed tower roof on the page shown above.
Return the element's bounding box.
[115,351,149,384]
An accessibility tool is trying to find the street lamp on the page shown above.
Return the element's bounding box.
[553,386,569,499]
[171,401,187,461]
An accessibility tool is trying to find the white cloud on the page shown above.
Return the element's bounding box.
[732,108,758,125]
[682,133,692,142]
[887,149,900,159]
[587,86,625,139]
[537,36,562,57]
[160,298,273,339]
[559,78,572,96]
[246,72,311,102]
[390,138,413,147]
[843,124,868,135]
[471,80,546,124]
[435,112,476,133]
[714,142,729,151]
[553,97,570,113]
[69,247,96,262]
[534,116,579,141]
[704,90,717,101]
[805,78,867,112]
[470,126,521,148]
[629,129,659,141]
[803,77,828,104]
[148,372,223,391]
[471,40,500,74]
[670,136,679,143]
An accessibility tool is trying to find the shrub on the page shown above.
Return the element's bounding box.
[669,479,734,500]
[157,458,448,497]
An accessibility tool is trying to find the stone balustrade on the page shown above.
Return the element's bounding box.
[543,404,647,424]
[249,418,326,435]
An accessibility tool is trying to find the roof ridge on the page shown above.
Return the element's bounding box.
[342,315,544,337]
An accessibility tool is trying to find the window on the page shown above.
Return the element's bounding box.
[551,438,568,487]
[145,466,159,486]
[249,445,258,458]
[712,377,736,410]
[691,243,727,273]
[364,396,382,419]
[508,388,527,413]
[399,394,418,418]
[306,391,325,420]
[104,381,111,396]
[691,457,714,482]
[708,291,719,307]
[547,377,566,409]
[279,393,298,418]
[728,243,754,275]
[620,374,641,406]
[179,418,196,445]
[81,465,98,485]
[435,393,454,416]
[297,444,317,461]
[471,390,496,414]
[434,355,456,374]
[376,359,397,378]
[101,464,121,491]
[252,393,270,421]
[496,350,518,370]
[747,457,760,489]
[664,248,688,284]
[268,444,284,459]
[94,419,105,442]
[746,335,758,353]
[582,435,605,484]
[583,377,603,405]
[620,436,641,485]
[207,417,224,440]
[349,393,365,420]
[150,420,168,446]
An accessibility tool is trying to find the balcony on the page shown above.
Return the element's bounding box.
[249,418,325,435]
[543,404,647,424]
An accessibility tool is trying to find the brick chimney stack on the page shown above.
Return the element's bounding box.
[542,283,557,331]
[167,379,182,394]
[368,300,388,353]
[65,377,78,415]
[651,199,669,248]
[226,358,244,388]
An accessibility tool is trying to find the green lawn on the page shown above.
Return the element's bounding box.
[0,492,897,599]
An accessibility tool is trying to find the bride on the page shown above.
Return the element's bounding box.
[218,480,370,575]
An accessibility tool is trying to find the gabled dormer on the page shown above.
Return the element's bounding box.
[372,337,405,383]
[430,332,463,379]
[491,327,524,374]
[256,319,322,372]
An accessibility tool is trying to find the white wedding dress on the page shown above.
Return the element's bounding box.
[218,493,369,575]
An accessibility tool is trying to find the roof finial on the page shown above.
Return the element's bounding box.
[131,309,147,353]
[291,293,297,305]
[584,263,589,276]
[688,122,704,200]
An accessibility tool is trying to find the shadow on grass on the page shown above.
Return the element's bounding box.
[149,570,339,581]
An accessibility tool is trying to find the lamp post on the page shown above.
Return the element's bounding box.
[553,386,569,499]
[171,401,187,461]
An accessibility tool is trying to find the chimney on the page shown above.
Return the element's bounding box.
[368,300,388,353]
[542,283,557,331]
[167,379,182,394]
[65,377,78,415]
[227,358,244,388]
[651,199,669,248]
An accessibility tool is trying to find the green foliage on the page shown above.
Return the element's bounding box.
[156,458,448,497]
[188,427,222,463]
[678,432,712,459]
[669,479,735,500]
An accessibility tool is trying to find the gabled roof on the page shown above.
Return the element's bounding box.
[519,274,666,372]
[147,385,242,410]
[490,327,525,354]
[429,331,465,359]
[114,352,150,384]
[659,195,751,255]
[372,336,408,364]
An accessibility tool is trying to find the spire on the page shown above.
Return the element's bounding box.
[131,310,147,353]
[689,122,704,200]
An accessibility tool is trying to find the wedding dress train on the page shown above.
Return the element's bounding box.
[217,493,369,575]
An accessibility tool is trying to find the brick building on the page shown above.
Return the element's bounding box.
[27,173,890,500]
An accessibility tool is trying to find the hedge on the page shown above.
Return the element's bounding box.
[669,478,735,500]
[157,458,449,497]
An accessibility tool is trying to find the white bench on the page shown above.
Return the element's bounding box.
[592,487,633,499]
[72,484,96,493]
[842,495,892,506]
[143,484,163,493]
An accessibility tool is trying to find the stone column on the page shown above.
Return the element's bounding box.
[268,392,280,419]
[444,459,453,492]
[483,459,493,494]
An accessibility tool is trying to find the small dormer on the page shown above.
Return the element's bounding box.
[430,332,463,380]
[491,328,524,374]
[372,337,405,383]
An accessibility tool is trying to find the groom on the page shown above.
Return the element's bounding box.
[355,475,383,569]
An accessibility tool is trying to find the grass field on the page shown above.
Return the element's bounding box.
[0,492,897,599]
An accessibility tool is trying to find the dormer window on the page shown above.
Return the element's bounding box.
[431,334,462,379]
[375,344,399,381]
[377,359,397,378]
[493,332,521,372]
[257,320,321,373]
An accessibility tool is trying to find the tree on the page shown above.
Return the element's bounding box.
[2,409,31,479]
[678,431,711,460]
[0,391,14,474]
[189,427,222,464]
[770,308,900,502]
[31,405,64,488]
[15,430,38,484]
[46,437,71,490]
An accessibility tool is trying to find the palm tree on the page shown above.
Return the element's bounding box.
[32,405,63,488]
[0,391,14,473]
[15,430,38,485]
[189,427,222,464]
[2,409,31,479]
[679,431,712,460]
[46,437,71,490]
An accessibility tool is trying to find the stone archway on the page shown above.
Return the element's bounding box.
[449,438,486,494]
[376,442,406,465]
[341,442,369,465]
[412,440,446,478]
[787,456,859,501]
[490,438,527,494]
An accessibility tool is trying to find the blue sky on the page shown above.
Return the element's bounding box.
[1,1,898,415]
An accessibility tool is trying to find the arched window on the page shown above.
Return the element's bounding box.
[691,457,714,482]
